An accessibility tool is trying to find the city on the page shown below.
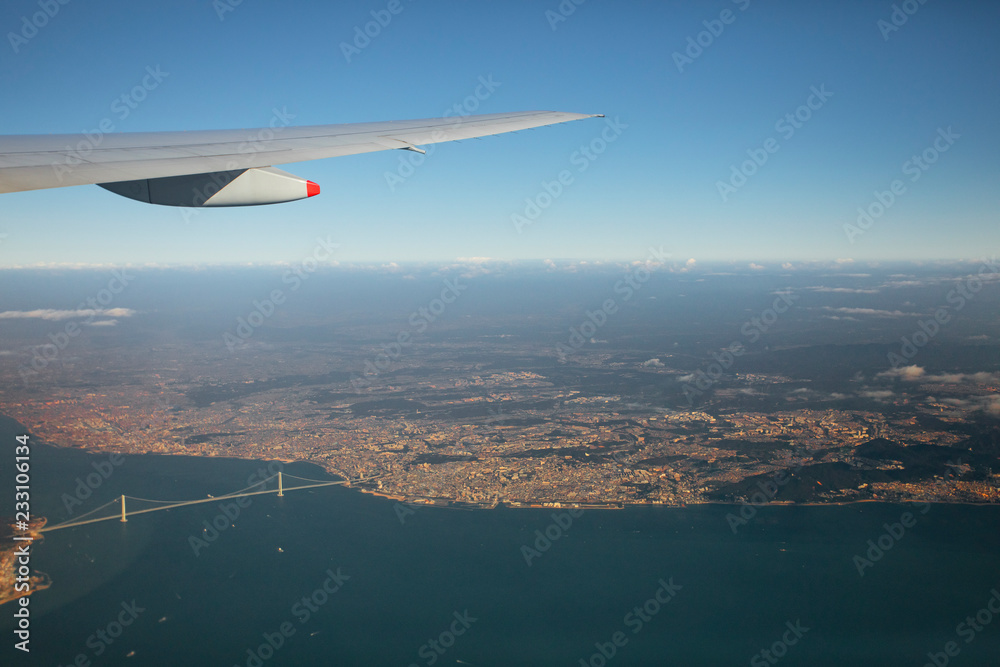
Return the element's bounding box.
[3,331,996,512]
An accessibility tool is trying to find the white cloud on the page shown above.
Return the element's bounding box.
[821,307,911,317]
[879,366,999,384]
[807,286,880,293]
[0,308,138,321]
[939,395,1000,415]
[924,372,999,384]
[877,365,926,381]
[671,258,697,274]
[860,389,894,400]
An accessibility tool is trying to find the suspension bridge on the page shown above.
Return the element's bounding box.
[39,472,370,533]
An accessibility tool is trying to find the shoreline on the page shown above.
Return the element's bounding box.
[15,435,1000,512]
[350,483,1000,510]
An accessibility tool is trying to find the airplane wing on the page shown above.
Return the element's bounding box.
[0,110,603,207]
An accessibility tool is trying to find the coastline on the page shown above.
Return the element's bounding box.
[9,425,1000,513]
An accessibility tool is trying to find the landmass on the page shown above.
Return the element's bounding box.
[2,348,997,509]
[0,517,50,606]
[1,264,997,510]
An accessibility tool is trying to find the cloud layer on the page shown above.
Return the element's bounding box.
[0,308,137,321]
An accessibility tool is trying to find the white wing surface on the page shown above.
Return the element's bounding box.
[0,110,603,206]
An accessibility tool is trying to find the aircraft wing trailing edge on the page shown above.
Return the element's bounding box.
[0,111,603,207]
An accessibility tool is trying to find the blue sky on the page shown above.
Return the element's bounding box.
[0,0,997,267]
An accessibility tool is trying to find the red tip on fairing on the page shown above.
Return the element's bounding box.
[307,181,320,197]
